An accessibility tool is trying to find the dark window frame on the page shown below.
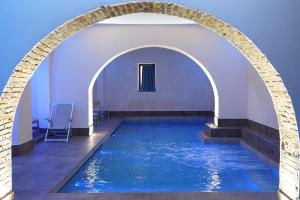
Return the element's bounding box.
[138,63,156,92]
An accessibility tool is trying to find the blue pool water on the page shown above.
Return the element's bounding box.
[61,117,279,192]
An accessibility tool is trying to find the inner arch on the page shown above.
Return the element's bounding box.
[88,45,220,126]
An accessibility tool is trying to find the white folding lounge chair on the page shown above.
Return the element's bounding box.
[45,102,74,142]
[93,101,109,125]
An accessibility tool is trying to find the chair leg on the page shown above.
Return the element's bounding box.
[66,128,71,142]
[45,129,49,142]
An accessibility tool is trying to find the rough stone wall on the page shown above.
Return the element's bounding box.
[0,2,298,199]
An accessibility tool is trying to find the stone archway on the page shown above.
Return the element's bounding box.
[0,2,298,199]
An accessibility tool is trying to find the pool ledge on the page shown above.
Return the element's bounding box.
[34,191,279,200]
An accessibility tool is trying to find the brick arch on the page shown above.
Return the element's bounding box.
[0,2,298,199]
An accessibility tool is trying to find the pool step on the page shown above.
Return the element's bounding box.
[201,123,280,163]
[199,132,240,144]
[199,123,241,144]
[204,123,241,137]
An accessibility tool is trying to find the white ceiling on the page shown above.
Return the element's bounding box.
[98,13,196,24]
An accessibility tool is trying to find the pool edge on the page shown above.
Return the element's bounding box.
[50,118,124,193]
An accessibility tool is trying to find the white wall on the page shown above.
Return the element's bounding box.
[93,70,105,107]
[248,67,279,129]
[13,57,52,145]
[48,24,277,129]
[50,24,249,128]
[93,47,214,111]
[31,57,51,128]
[12,81,32,145]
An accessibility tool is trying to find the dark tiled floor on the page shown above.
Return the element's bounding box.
[13,118,123,200]
[32,129,46,142]
[12,118,278,200]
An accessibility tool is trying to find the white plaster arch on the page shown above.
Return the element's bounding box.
[88,45,220,126]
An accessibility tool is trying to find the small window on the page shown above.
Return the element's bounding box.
[138,63,156,92]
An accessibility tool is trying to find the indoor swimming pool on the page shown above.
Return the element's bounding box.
[60,117,278,193]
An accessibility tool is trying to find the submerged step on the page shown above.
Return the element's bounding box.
[202,123,279,164]
[241,128,279,163]
[199,132,240,144]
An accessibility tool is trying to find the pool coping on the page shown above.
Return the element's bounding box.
[49,118,279,200]
[50,118,124,193]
